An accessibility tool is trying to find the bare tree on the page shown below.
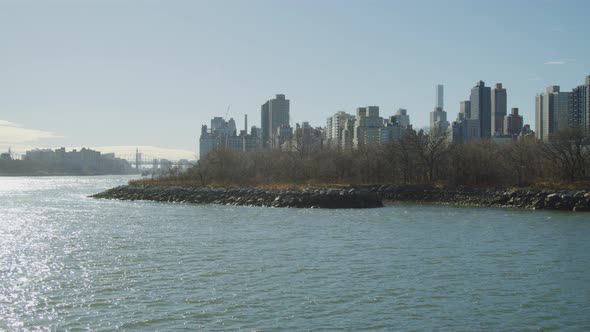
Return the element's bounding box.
[543,128,589,182]
[501,139,542,186]
[163,129,588,189]
[397,132,416,184]
[410,126,449,183]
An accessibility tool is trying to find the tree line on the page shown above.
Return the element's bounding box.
[169,127,590,188]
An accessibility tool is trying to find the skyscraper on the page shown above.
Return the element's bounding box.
[436,84,444,109]
[430,84,448,131]
[261,94,290,148]
[261,103,269,147]
[491,83,507,135]
[535,86,569,141]
[535,93,543,140]
[459,100,471,119]
[570,85,585,130]
[568,75,589,132]
[556,90,572,131]
[470,81,492,138]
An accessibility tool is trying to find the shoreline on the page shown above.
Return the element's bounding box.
[90,185,384,209]
[371,184,590,212]
[0,173,137,177]
[90,184,590,211]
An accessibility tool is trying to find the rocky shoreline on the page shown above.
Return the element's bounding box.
[90,185,384,209]
[368,184,590,212]
[91,184,590,211]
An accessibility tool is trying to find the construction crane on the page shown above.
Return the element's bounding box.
[225,104,231,119]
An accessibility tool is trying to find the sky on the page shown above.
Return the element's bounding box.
[1,0,589,160]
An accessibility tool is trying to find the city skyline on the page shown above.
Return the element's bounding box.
[1,1,589,159]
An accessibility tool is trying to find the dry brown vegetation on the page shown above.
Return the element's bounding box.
[141,128,590,190]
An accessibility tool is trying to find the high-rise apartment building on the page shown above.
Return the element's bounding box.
[491,83,507,135]
[380,114,409,144]
[535,86,569,141]
[353,106,382,148]
[556,91,572,131]
[261,94,290,148]
[470,81,492,138]
[504,108,523,137]
[326,111,354,148]
[394,108,411,128]
[341,117,355,150]
[199,116,261,160]
[459,101,471,118]
[535,93,544,140]
[570,85,586,129]
[568,75,590,131]
[451,112,480,144]
[452,98,479,144]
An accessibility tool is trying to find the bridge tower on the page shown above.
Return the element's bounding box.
[135,148,142,170]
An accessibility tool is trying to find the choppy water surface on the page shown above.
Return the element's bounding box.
[1,176,589,330]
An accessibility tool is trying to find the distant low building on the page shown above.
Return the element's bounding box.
[160,159,173,173]
[19,147,133,175]
[283,122,323,152]
[519,124,535,141]
[0,148,12,161]
[274,125,293,150]
[492,135,513,144]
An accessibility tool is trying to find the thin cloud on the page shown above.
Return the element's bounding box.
[0,119,59,144]
[0,120,19,127]
[544,60,567,65]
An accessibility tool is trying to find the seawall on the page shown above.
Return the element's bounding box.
[369,184,590,212]
[90,185,384,209]
[91,184,590,211]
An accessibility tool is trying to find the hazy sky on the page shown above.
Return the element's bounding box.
[1,0,589,159]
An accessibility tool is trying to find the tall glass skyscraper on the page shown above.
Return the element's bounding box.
[491,83,507,135]
[436,84,444,109]
[470,81,492,138]
[261,94,290,148]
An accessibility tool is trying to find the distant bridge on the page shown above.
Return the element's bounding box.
[2,149,195,170]
[118,150,194,170]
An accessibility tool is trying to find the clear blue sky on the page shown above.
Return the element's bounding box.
[1,0,589,158]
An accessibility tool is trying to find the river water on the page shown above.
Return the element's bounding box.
[1,176,589,331]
